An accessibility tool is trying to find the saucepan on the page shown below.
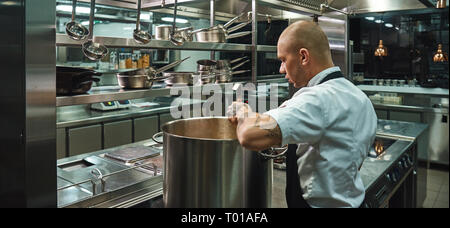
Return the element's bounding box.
[116,57,190,89]
[190,12,252,43]
[162,72,194,86]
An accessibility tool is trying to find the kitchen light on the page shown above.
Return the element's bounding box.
[436,0,446,9]
[374,13,388,58]
[433,44,448,62]
[140,13,150,20]
[56,5,94,14]
[375,19,383,24]
[374,40,388,57]
[161,17,188,24]
[384,23,393,28]
[365,16,375,21]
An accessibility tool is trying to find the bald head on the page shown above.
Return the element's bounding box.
[278,21,333,65]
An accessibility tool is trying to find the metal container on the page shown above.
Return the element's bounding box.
[162,72,193,86]
[155,25,173,40]
[156,117,273,208]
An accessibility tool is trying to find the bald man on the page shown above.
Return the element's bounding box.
[228,21,377,208]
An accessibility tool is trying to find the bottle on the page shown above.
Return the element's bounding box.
[110,51,118,70]
[119,53,126,69]
[125,53,133,69]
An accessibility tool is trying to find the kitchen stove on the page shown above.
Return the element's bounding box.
[362,137,416,208]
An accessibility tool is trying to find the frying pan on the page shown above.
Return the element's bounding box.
[56,66,102,95]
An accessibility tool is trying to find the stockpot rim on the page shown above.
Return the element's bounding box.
[160,117,238,142]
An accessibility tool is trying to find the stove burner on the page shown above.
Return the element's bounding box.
[369,137,396,158]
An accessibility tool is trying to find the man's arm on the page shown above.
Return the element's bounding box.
[228,102,282,151]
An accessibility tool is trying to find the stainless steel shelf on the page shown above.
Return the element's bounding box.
[56,76,287,107]
[56,85,173,107]
[56,34,254,52]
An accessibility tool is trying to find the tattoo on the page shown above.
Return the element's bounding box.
[253,114,262,127]
[265,126,281,138]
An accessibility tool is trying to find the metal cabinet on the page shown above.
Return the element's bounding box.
[134,115,159,142]
[390,111,422,123]
[159,113,175,130]
[375,109,388,120]
[103,120,132,149]
[57,128,66,159]
[68,124,102,157]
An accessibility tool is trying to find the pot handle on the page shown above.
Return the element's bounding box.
[231,59,250,70]
[226,20,252,33]
[225,31,252,40]
[258,145,288,159]
[223,12,245,29]
[153,56,190,75]
[152,132,164,144]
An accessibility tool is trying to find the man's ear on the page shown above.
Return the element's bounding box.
[298,48,310,65]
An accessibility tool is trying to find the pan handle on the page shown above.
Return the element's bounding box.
[225,31,252,40]
[231,69,251,75]
[152,132,164,144]
[226,20,252,33]
[258,145,288,160]
[231,59,250,71]
[153,56,190,75]
[223,12,245,29]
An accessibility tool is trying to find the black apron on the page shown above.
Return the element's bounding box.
[285,70,344,208]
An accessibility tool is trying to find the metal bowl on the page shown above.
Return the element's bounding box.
[162,72,194,86]
[117,75,153,89]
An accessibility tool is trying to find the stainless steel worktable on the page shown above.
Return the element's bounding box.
[57,119,427,208]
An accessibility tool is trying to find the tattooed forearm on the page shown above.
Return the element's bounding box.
[265,125,281,138]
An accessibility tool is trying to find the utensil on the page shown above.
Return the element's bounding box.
[82,0,108,61]
[153,117,285,208]
[196,59,217,72]
[133,0,151,44]
[162,72,194,86]
[190,12,252,43]
[65,0,90,41]
[155,25,173,40]
[117,57,190,89]
[169,0,184,46]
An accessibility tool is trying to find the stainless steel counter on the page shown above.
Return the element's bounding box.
[57,98,204,128]
[57,119,428,208]
[358,85,449,97]
[57,139,163,208]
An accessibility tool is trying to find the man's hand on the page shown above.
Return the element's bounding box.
[227,101,282,151]
[226,101,253,124]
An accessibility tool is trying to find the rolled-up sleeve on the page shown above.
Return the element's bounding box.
[265,91,325,146]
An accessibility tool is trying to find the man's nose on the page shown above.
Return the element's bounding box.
[279,64,286,74]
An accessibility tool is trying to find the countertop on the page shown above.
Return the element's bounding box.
[357,85,449,96]
[57,119,428,208]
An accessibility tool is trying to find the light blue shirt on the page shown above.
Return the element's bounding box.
[265,67,377,208]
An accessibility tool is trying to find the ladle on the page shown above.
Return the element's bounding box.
[133,0,151,44]
[65,0,89,41]
[169,0,184,46]
[82,0,108,61]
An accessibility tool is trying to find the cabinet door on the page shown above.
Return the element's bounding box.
[104,120,132,149]
[390,111,422,123]
[68,124,102,157]
[134,115,159,142]
[57,128,66,159]
[159,113,175,130]
[375,109,388,120]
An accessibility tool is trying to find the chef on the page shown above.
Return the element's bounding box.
[228,21,377,208]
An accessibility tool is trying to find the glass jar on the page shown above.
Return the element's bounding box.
[119,53,127,69]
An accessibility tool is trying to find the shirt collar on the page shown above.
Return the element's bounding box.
[307,66,341,87]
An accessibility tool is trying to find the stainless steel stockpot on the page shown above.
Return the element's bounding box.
[153,117,286,208]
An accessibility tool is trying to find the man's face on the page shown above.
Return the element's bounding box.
[277,40,308,88]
